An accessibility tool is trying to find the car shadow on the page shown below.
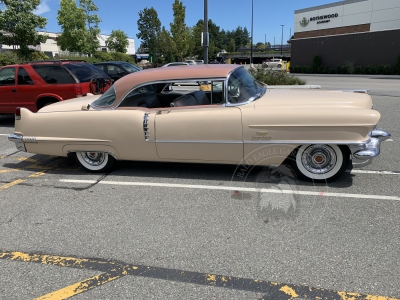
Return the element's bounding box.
[4,154,353,189]
[0,115,15,128]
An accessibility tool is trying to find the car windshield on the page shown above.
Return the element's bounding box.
[93,85,116,107]
[120,62,141,73]
[227,67,265,104]
[64,63,109,82]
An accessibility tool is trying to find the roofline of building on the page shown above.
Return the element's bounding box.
[295,0,369,14]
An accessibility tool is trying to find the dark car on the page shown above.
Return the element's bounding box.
[0,60,111,114]
[93,61,142,82]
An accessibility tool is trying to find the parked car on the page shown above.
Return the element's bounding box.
[93,61,141,82]
[184,60,196,65]
[9,64,390,182]
[0,60,111,114]
[195,60,204,64]
[265,58,283,68]
[162,62,189,67]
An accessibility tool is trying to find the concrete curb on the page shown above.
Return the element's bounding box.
[268,85,321,89]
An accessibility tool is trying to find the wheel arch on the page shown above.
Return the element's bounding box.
[62,144,120,160]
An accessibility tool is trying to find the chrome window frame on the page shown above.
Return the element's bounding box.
[224,66,267,107]
[92,77,228,110]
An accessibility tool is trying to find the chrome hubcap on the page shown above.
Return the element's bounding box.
[82,152,106,166]
[301,145,337,174]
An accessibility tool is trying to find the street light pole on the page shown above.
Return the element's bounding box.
[250,0,253,66]
[203,0,208,64]
[280,24,284,57]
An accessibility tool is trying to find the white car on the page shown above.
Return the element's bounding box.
[162,62,189,67]
[265,59,283,68]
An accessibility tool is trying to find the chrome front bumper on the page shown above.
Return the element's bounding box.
[350,129,391,168]
[8,133,27,152]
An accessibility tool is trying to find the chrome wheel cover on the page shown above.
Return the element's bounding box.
[301,145,337,174]
[81,152,106,167]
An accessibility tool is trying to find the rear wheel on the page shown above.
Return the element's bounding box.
[75,151,115,173]
[290,144,349,182]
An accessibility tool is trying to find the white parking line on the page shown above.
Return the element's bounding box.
[0,134,10,136]
[60,179,400,201]
[349,170,400,175]
[386,139,394,142]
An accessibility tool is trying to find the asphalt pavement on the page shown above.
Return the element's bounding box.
[0,76,399,299]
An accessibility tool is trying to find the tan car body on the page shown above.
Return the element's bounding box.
[9,64,388,178]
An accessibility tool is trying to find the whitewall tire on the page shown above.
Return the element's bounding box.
[75,152,115,173]
[291,144,349,182]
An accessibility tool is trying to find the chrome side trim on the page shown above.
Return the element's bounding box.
[342,89,370,94]
[8,133,27,152]
[156,140,243,144]
[143,112,150,141]
[243,140,368,145]
[66,150,118,160]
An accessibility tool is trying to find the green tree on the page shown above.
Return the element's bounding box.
[106,30,129,53]
[80,0,101,54]
[0,0,47,59]
[158,26,176,63]
[170,0,189,61]
[136,7,161,55]
[57,0,101,54]
[228,38,235,52]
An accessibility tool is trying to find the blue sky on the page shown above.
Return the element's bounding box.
[35,0,334,49]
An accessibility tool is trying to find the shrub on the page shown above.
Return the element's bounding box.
[353,65,363,74]
[111,52,134,63]
[30,51,49,61]
[93,51,113,62]
[0,51,19,66]
[394,54,400,75]
[249,65,306,85]
[312,55,321,73]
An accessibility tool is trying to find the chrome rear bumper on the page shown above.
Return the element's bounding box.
[8,133,27,152]
[351,129,391,167]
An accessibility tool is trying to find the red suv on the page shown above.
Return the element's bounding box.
[0,60,111,114]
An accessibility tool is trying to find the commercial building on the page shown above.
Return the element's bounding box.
[0,31,135,58]
[291,0,400,68]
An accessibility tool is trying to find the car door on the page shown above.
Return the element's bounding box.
[0,67,18,113]
[15,67,37,111]
[155,105,243,163]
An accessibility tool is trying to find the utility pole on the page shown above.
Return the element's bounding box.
[203,0,209,64]
[280,25,284,57]
[250,0,253,66]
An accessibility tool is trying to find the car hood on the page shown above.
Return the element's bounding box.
[255,89,373,109]
[38,94,102,112]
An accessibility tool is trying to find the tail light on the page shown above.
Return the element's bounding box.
[75,85,83,97]
[15,107,21,120]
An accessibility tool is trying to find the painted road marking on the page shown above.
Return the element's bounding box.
[0,171,46,192]
[60,179,400,201]
[0,250,397,300]
[349,170,400,175]
[35,272,124,300]
[0,134,10,136]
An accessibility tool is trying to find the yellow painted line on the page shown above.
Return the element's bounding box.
[0,171,46,191]
[0,179,26,191]
[0,169,19,174]
[34,272,123,300]
[0,251,398,300]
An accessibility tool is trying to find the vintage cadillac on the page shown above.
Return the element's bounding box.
[8,64,390,182]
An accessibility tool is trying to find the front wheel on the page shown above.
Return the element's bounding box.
[290,144,349,182]
[75,152,115,173]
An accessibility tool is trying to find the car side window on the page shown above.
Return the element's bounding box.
[0,67,16,85]
[32,65,76,84]
[107,65,124,76]
[18,67,34,85]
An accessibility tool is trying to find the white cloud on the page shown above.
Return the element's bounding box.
[34,1,50,15]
